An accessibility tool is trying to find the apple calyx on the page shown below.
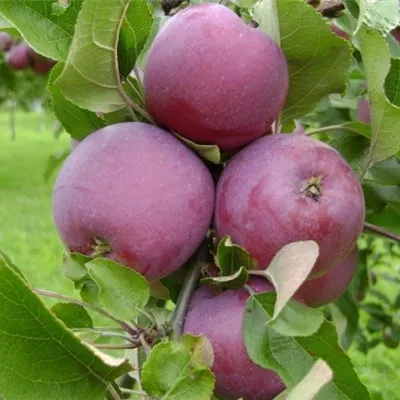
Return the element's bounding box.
[300,175,324,200]
[90,236,112,257]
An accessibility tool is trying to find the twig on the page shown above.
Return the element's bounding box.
[113,2,155,124]
[95,343,140,350]
[364,222,400,243]
[305,124,360,136]
[318,0,345,18]
[171,241,209,340]
[120,388,148,397]
[33,288,136,335]
[108,384,122,400]
[139,333,152,356]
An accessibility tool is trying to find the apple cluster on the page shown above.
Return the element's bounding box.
[0,32,55,75]
[52,4,365,400]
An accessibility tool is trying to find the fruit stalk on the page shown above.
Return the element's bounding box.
[170,241,209,340]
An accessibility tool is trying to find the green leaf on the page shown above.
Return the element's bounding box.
[44,148,70,181]
[286,359,333,400]
[276,0,352,122]
[251,292,324,337]
[215,236,252,276]
[51,303,93,330]
[49,63,105,141]
[366,207,400,233]
[357,0,400,36]
[0,250,26,282]
[243,299,371,399]
[369,156,400,185]
[142,334,215,400]
[331,291,359,351]
[357,26,400,171]
[118,0,152,77]
[62,252,100,304]
[384,58,400,107]
[343,0,360,18]
[56,0,130,113]
[252,0,280,44]
[86,258,150,321]
[175,133,222,164]
[0,0,82,61]
[0,254,132,400]
[363,180,400,214]
[265,241,319,321]
[201,266,249,290]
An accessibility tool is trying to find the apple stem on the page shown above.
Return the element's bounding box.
[170,241,209,341]
[364,222,400,243]
[107,384,122,400]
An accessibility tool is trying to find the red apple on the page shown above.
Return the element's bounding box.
[215,134,365,278]
[144,3,289,151]
[184,278,285,400]
[53,122,215,281]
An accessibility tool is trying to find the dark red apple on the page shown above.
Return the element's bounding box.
[144,3,289,151]
[295,247,358,307]
[6,43,30,70]
[0,32,13,51]
[53,122,215,281]
[184,278,285,400]
[357,98,371,124]
[215,134,365,278]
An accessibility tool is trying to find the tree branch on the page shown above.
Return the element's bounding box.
[307,0,345,18]
[170,241,209,340]
[364,222,400,243]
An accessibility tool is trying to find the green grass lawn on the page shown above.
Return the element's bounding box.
[0,111,399,399]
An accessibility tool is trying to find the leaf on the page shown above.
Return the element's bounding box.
[265,241,319,320]
[215,236,252,276]
[0,0,82,61]
[0,254,132,400]
[56,0,131,113]
[62,252,100,304]
[142,334,215,400]
[86,258,150,321]
[0,250,26,282]
[363,180,400,214]
[252,0,280,44]
[331,291,359,351]
[51,303,93,330]
[44,148,70,181]
[384,58,400,107]
[201,267,249,290]
[250,292,324,337]
[175,133,222,164]
[368,156,400,185]
[118,0,152,77]
[356,0,400,36]
[243,299,371,399]
[49,63,105,141]
[343,0,360,18]
[357,26,400,172]
[276,0,352,122]
[286,359,333,400]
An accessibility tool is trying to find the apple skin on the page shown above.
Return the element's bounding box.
[357,99,371,124]
[144,3,289,152]
[330,24,349,40]
[6,43,30,70]
[53,122,215,281]
[183,278,285,400]
[215,134,365,278]
[0,32,13,51]
[295,247,358,307]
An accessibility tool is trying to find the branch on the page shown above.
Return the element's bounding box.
[319,0,345,17]
[170,241,209,340]
[364,222,400,243]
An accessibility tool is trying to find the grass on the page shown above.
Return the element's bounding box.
[0,111,399,399]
